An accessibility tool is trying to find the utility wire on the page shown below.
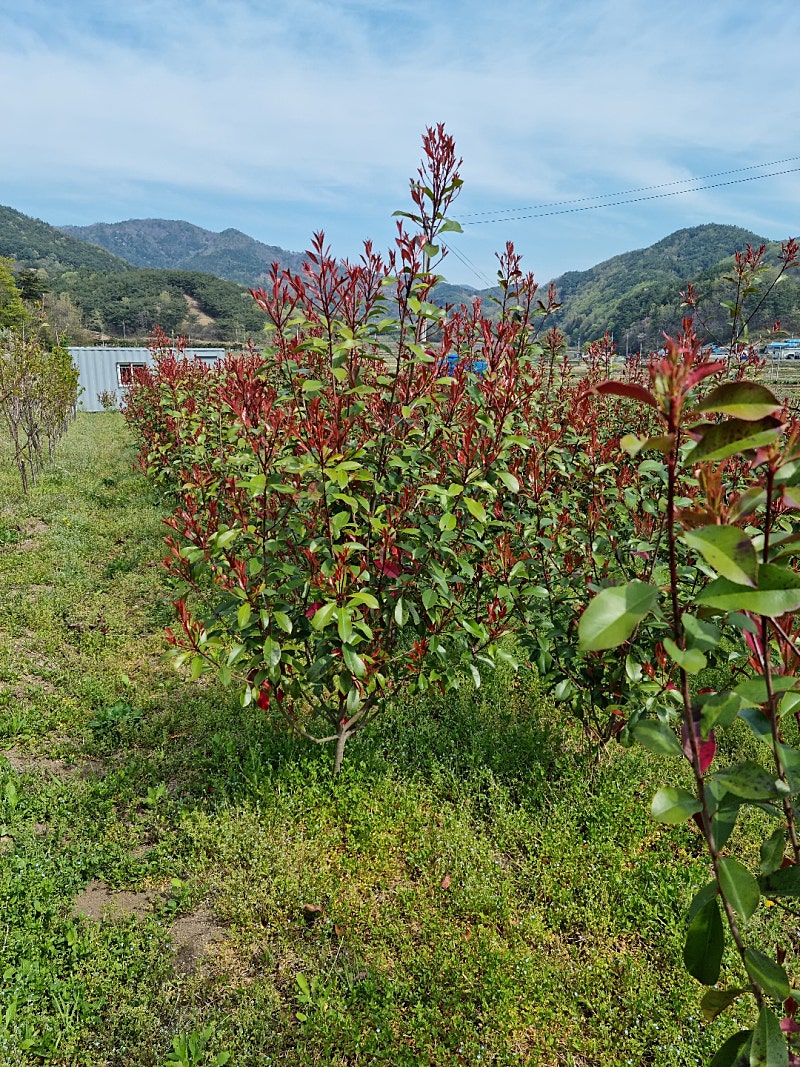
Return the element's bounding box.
[443,158,800,286]
[460,156,800,219]
[441,241,494,288]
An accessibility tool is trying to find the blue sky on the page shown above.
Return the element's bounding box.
[1,0,798,287]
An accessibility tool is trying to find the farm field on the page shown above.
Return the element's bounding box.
[0,411,773,1065]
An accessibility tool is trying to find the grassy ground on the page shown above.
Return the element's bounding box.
[0,413,766,1065]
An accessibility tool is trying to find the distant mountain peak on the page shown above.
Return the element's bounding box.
[59,218,306,284]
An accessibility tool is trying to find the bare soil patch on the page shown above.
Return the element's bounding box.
[71,880,226,974]
[183,294,215,328]
[2,747,104,779]
[170,909,227,974]
[72,879,157,921]
[14,518,51,553]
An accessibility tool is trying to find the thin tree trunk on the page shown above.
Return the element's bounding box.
[333,724,349,775]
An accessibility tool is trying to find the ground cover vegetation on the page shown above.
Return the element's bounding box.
[121,128,800,1065]
[3,126,800,1063]
[1,412,746,1066]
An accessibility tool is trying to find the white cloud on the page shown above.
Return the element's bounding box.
[1,0,798,281]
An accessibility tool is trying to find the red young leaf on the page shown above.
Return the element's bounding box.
[685,361,724,390]
[593,380,659,409]
[682,720,716,774]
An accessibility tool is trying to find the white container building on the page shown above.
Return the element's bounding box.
[68,347,226,412]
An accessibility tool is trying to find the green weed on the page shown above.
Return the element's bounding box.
[0,413,760,1065]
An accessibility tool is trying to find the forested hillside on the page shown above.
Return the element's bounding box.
[2,204,797,347]
[0,206,131,276]
[0,207,270,343]
[60,218,307,285]
[62,268,269,341]
[547,224,800,348]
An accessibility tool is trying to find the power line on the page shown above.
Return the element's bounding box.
[462,161,800,226]
[441,241,494,288]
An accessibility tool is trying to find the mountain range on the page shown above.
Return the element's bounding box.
[60,218,307,284]
[1,205,797,346]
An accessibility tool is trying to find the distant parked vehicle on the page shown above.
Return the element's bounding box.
[765,339,800,360]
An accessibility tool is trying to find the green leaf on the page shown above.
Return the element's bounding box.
[760,828,786,875]
[780,690,800,717]
[331,510,350,537]
[777,742,800,793]
[578,581,659,651]
[497,470,520,493]
[631,719,683,756]
[744,948,790,1001]
[708,1030,751,1067]
[394,597,409,626]
[682,613,722,651]
[311,602,337,630]
[464,497,487,523]
[718,856,760,920]
[684,897,724,984]
[349,591,380,610]
[337,609,353,643]
[729,486,768,523]
[237,602,252,628]
[625,655,643,682]
[696,564,800,618]
[727,612,760,635]
[422,588,438,611]
[226,642,246,666]
[262,636,281,668]
[439,511,457,532]
[711,802,740,851]
[651,787,702,824]
[688,880,719,922]
[273,611,293,634]
[738,706,772,743]
[439,218,464,234]
[215,528,239,549]
[688,416,782,463]
[699,691,742,736]
[711,761,782,800]
[697,381,782,421]
[700,987,747,1022]
[341,643,366,678]
[760,864,800,897]
[621,433,645,456]
[735,674,798,707]
[553,678,574,701]
[346,685,362,716]
[663,636,707,674]
[749,1005,788,1067]
[683,525,759,586]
